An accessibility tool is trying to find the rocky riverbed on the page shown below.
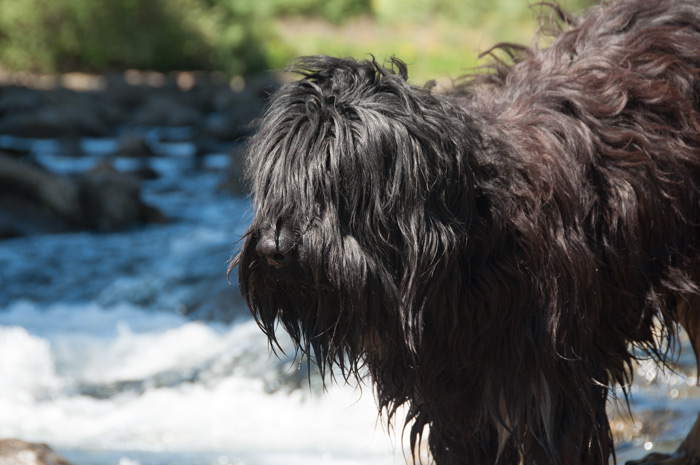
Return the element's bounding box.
[0,70,272,238]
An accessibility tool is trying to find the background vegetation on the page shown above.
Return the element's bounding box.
[0,0,594,81]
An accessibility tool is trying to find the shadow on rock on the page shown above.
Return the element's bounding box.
[0,153,165,238]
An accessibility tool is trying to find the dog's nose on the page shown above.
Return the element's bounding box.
[255,227,295,269]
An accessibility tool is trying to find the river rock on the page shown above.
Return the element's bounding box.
[0,86,42,114]
[0,88,110,138]
[112,133,155,158]
[78,162,166,231]
[131,94,201,127]
[0,439,70,465]
[0,153,81,237]
[0,154,164,237]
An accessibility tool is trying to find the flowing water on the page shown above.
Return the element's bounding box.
[0,132,697,465]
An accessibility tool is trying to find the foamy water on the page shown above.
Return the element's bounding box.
[0,303,405,465]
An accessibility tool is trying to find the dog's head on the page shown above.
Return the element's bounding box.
[233,56,478,378]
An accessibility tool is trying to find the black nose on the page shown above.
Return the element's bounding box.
[255,227,295,269]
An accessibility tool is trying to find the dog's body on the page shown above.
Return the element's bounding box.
[234,0,700,463]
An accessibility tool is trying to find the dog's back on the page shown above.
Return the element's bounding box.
[464,0,700,348]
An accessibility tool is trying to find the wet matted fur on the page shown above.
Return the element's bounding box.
[232,0,700,463]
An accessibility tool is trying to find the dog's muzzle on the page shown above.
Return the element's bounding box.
[255,226,295,269]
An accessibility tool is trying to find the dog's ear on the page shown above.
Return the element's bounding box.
[388,122,476,355]
[397,225,465,354]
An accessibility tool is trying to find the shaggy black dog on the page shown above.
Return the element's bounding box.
[232,0,700,463]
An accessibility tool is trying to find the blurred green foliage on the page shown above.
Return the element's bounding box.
[265,0,370,23]
[0,0,273,75]
[274,0,596,81]
[371,0,594,24]
[0,0,595,77]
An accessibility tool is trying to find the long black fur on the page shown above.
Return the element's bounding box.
[232,0,700,463]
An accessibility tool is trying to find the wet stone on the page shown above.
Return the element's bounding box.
[0,439,71,465]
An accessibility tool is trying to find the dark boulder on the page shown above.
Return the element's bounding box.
[112,133,155,158]
[0,153,81,237]
[78,162,166,232]
[0,154,164,238]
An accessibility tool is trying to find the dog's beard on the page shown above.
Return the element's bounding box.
[237,225,397,381]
